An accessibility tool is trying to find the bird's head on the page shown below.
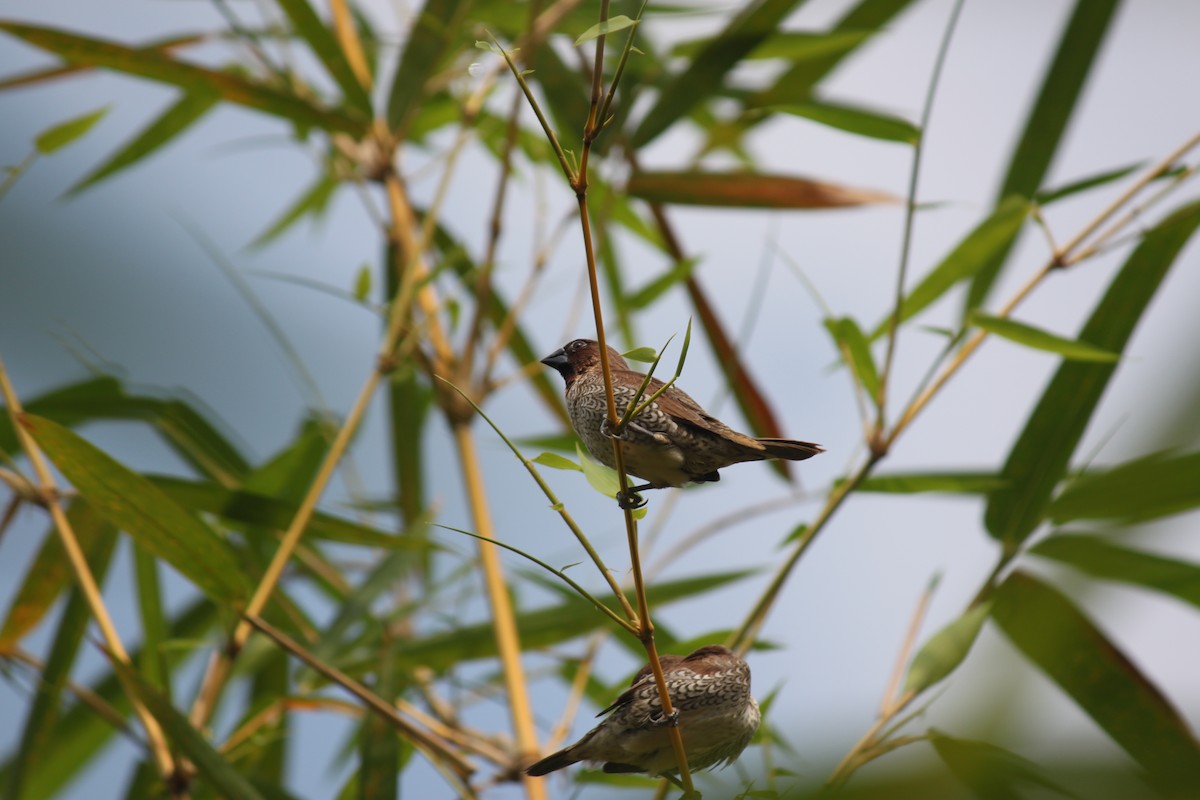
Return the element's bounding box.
[540,339,627,382]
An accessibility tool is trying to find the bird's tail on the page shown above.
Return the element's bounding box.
[526,746,580,776]
[755,438,825,461]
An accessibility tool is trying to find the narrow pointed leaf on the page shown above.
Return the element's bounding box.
[824,317,880,406]
[23,415,248,602]
[771,101,919,144]
[0,600,216,800]
[1048,450,1200,524]
[0,501,114,648]
[854,472,1004,494]
[34,106,108,154]
[869,196,1029,340]
[1034,162,1144,206]
[968,312,1119,362]
[110,658,266,800]
[621,347,658,364]
[0,22,364,133]
[673,29,872,62]
[904,602,991,694]
[149,476,428,551]
[385,0,470,132]
[991,571,1200,792]
[275,0,373,113]
[68,91,219,195]
[4,524,117,799]
[628,170,897,209]
[631,0,808,147]
[625,258,699,309]
[984,201,1200,545]
[0,375,249,482]
[967,0,1122,309]
[931,730,1077,799]
[249,172,339,248]
[750,0,919,106]
[1031,535,1200,609]
[574,15,638,46]
[532,452,581,472]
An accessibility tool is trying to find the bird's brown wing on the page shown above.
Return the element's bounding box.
[614,369,760,448]
[596,655,685,717]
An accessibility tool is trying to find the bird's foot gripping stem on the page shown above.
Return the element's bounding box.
[616,488,647,510]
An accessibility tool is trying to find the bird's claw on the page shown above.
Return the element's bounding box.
[616,489,647,510]
[660,708,681,728]
[600,418,625,441]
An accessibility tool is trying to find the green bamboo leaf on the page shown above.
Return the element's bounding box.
[0,600,216,800]
[110,658,266,800]
[869,196,1030,340]
[275,0,373,114]
[0,22,364,133]
[984,201,1200,545]
[4,523,117,799]
[23,415,248,602]
[532,452,581,472]
[249,173,339,248]
[353,263,372,302]
[574,15,638,46]
[385,0,471,132]
[624,258,699,309]
[930,730,1076,798]
[1048,451,1200,524]
[627,170,897,209]
[824,317,880,406]
[904,602,991,694]
[358,642,399,800]
[631,0,808,147]
[673,29,872,62]
[237,649,289,784]
[0,375,250,483]
[749,0,920,106]
[133,545,170,695]
[621,347,658,364]
[0,501,114,648]
[67,91,218,195]
[770,100,919,144]
[34,106,108,154]
[1031,535,1200,609]
[149,475,429,551]
[1034,162,1144,206]
[966,0,1122,309]
[968,312,1120,362]
[991,571,1200,792]
[854,472,1004,494]
[357,569,756,673]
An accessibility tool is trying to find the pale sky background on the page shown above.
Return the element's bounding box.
[2,1,1200,797]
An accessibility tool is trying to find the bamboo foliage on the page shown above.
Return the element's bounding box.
[2,1,1200,798]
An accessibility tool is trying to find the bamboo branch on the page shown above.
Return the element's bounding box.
[0,358,176,780]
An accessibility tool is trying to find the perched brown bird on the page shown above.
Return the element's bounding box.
[526,645,760,780]
[541,339,824,507]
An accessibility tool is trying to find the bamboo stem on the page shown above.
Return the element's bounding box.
[0,358,176,779]
[450,422,546,800]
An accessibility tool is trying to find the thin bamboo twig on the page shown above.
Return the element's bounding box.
[875,0,966,444]
[878,578,938,717]
[440,378,638,622]
[244,614,476,777]
[0,358,176,779]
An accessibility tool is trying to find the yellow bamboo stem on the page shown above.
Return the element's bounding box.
[451,422,546,800]
[0,357,176,779]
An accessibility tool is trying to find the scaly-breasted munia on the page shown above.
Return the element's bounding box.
[541,339,824,506]
[525,645,760,780]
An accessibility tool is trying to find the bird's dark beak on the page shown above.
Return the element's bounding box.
[540,347,569,375]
